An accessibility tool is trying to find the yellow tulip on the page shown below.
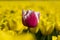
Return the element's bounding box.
[39,10,55,35]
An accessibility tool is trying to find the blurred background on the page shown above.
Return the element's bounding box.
[0,1,60,40]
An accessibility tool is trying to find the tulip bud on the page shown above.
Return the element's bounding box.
[39,12,55,35]
[55,14,60,31]
[22,10,40,28]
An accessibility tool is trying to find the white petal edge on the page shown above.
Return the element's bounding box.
[35,12,40,23]
[22,10,26,16]
[25,10,32,19]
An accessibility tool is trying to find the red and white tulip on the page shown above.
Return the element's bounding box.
[22,10,40,28]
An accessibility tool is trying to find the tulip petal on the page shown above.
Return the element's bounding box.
[22,10,40,28]
[25,12,38,27]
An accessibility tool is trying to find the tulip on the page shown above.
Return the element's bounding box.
[39,13,55,35]
[22,10,40,28]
